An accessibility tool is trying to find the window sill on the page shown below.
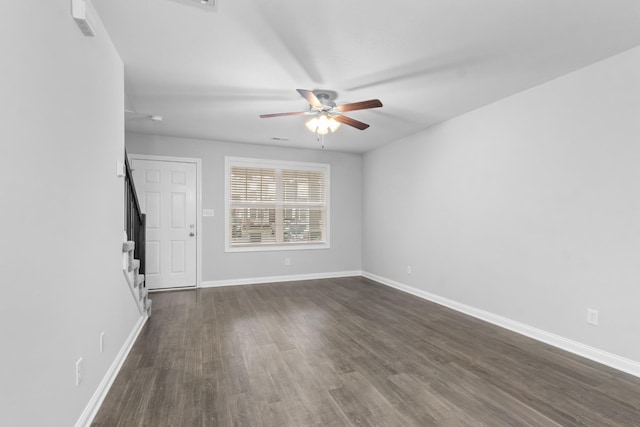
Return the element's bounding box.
[225,243,330,253]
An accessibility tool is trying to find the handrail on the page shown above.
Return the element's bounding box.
[124,151,146,276]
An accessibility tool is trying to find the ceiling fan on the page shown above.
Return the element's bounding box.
[260,89,383,134]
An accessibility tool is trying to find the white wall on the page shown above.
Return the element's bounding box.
[363,45,640,365]
[0,2,141,426]
[126,133,363,282]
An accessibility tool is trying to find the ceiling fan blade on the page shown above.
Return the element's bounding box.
[296,89,323,108]
[336,99,383,113]
[259,111,308,118]
[334,115,370,130]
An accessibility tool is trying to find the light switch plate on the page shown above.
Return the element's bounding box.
[116,161,126,177]
[203,209,215,217]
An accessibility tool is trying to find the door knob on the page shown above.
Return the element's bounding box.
[189,232,195,237]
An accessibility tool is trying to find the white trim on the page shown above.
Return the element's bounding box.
[75,314,149,427]
[362,271,640,379]
[122,251,146,315]
[225,243,330,253]
[224,156,331,253]
[149,285,197,293]
[200,270,362,288]
[225,156,330,171]
[128,153,203,287]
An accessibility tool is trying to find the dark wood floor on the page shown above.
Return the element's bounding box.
[92,277,640,426]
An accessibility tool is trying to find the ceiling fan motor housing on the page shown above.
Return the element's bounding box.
[314,90,338,110]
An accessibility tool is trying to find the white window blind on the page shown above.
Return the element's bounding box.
[226,158,329,251]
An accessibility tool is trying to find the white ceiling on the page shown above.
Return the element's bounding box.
[93,0,640,153]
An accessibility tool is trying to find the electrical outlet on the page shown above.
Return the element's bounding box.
[75,357,83,386]
[285,258,291,266]
[587,308,599,326]
[407,265,412,275]
[100,332,105,353]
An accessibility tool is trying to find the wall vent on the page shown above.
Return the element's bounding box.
[71,0,95,37]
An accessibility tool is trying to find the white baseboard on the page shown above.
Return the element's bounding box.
[148,285,197,293]
[362,271,640,379]
[200,270,363,288]
[75,314,149,427]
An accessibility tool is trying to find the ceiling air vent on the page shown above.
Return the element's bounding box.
[167,0,218,12]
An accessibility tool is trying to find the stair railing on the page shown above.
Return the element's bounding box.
[124,151,146,277]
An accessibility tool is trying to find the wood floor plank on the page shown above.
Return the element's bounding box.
[329,371,412,427]
[92,277,640,426]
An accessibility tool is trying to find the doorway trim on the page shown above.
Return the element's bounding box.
[128,153,203,288]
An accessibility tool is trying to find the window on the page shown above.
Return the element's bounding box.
[225,157,330,251]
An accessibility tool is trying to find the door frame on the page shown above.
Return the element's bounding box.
[128,153,203,289]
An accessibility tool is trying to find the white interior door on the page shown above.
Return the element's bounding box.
[131,159,197,290]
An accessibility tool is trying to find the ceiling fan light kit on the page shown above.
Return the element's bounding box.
[260,89,383,143]
[305,113,341,135]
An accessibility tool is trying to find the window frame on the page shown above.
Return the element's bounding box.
[224,156,330,252]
